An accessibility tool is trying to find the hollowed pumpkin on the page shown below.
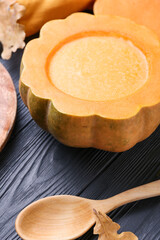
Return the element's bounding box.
[20,13,160,152]
[94,0,160,39]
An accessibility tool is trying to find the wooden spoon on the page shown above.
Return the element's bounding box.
[15,180,160,240]
[0,63,17,151]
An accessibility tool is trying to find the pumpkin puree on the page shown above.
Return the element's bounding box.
[48,34,148,101]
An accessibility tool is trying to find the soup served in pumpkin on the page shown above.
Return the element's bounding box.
[49,35,148,101]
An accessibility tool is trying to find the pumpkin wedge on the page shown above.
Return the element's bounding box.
[94,0,160,39]
[20,13,160,152]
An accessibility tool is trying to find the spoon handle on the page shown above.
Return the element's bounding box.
[97,180,160,213]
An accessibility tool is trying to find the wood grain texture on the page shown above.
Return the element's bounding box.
[0,36,160,240]
[15,180,160,240]
[0,63,17,151]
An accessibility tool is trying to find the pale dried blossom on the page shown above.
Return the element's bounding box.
[0,0,25,59]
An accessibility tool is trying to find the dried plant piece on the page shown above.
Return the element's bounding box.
[93,209,138,240]
[0,0,25,60]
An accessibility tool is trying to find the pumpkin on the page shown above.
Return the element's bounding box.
[17,0,94,36]
[94,0,160,39]
[19,13,160,152]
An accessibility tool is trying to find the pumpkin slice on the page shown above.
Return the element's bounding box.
[94,0,160,39]
[20,13,160,152]
[17,0,94,36]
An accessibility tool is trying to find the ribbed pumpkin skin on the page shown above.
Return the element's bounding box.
[20,80,160,152]
[19,13,160,152]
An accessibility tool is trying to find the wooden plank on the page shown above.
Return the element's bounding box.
[0,46,160,240]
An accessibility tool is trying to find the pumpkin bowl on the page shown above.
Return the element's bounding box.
[19,13,160,152]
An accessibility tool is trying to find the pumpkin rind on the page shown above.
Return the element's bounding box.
[19,13,160,152]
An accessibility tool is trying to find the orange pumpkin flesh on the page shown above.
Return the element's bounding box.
[17,0,94,36]
[20,13,160,152]
[94,0,160,39]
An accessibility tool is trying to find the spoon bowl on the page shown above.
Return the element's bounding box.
[15,195,95,240]
[16,180,160,240]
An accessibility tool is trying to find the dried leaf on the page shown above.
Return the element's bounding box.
[0,0,25,59]
[93,209,138,240]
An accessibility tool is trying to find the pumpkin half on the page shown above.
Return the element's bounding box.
[20,13,160,152]
[94,0,160,39]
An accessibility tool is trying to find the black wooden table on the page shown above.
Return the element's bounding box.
[0,35,160,240]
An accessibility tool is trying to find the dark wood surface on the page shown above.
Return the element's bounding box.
[0,36,160,240]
